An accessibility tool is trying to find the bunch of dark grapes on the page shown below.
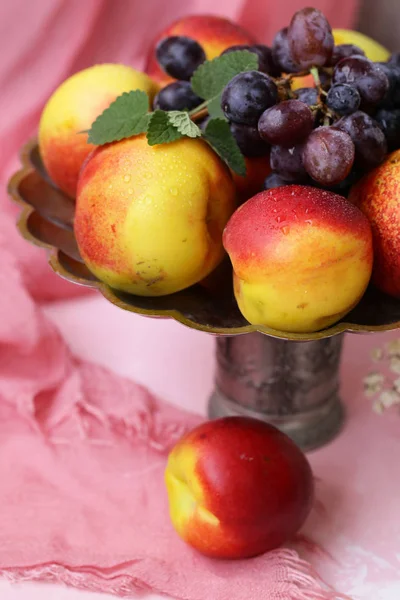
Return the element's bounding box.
[219,7,400,196]
[154,11,400,198]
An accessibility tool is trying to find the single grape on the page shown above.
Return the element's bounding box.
[326,84,361,116]
[221,44,279,76]
[264,173,292,190]
[333,56,389,107]
[221,71,278,126]
[230,122,270,157]
[288,7,334,69]
[388,52,400,68]
[293,87,319,106]
[335,111,387,169]
[302,127,355,185]
[153,81,202,111]
[156,36,206,80]
[270,145,307,182]
[330,44,365,66]
[375,108,400,152]
[378,63,400,109]
[258,99,314,146]
[271,27,300,73]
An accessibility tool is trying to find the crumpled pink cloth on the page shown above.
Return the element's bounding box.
[0,1,361,599]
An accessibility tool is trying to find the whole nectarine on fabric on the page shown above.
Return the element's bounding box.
[349,150,400,298]
[165,416,314,559]
[39,64,159,198]
[145,15,256,86]
[223,186,373,333]
[75,135,236,296]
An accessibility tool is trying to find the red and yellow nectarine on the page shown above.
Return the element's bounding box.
[39,64,159,198]
[165,416,314,559]
[75,135,236,296]
[349,150,400,298]
[224,186,373,333]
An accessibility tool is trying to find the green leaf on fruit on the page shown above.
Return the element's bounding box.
[147,111,183,145]
[87,90,151,145]
[168,111,202,138]
[203,118,246,177]
[207,95,226,120]
[191,50,258,101]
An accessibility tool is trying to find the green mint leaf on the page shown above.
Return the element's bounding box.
[203,118,246,177]
[207,95,226,120]
[87,90,150,145]
[191,50,258,101]
[168,111,202,138]
[147,111,183,146]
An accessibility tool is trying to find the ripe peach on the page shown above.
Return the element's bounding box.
[39,64,159,198]
[145,15,256,87]
[165,416,314,559]
[223,186,373,333]
[232,155,271,204]
[75,135,236,296]
[349,151,400,298]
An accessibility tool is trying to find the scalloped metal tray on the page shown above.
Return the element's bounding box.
[8,137,400,341]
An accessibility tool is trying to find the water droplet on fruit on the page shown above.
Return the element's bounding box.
[123,175,131,183]
[281,226,290,235]
[144,195,152,205]
[305,219,312,225]
[108,184,113,189]
[128,188,133,195]
[170,187,178,196]
[276,215,282,223]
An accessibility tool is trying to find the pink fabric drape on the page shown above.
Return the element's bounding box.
[0,1,361,599]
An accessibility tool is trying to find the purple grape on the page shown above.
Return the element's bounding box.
[378,63,400,109]
[156,36,206,80]
[271,27,301,73]
[302,127,355,185]
[288,7,334,69]
[153,81,202,111]
[270,145,307,182]
[258,99,314,147]
[221,71,278,126]
[264,173,292,190]
[330,44,365,66]
[326,84,361,116]
[375,108,400,152]
[335,111,387,169]
[230,122,270,157]
[333,56,389,108]
[388,52,400,68]
[294,87,319,106]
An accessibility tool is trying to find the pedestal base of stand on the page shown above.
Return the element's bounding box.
[208,389,344,452]
[208,332,345,452]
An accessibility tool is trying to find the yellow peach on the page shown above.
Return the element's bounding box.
[39,64,159,198]
[75,135,236,296]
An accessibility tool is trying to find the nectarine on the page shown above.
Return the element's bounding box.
[75,135,236,296]
[223,186,373,333]
[165,416,314,559]
[39,64,159,198]
[349,150,400,298]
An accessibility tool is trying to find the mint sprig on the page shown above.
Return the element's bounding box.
[87,90,150,145]
[86,51,259,175]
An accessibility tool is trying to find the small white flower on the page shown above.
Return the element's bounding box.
[371,347,384,362]
[378,389,400,409]
[387,339,400,357]
[373,401,384,414]
[390,356,400,374]
[363,372,385,396]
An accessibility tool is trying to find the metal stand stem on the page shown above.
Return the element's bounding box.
[208,333,345,451]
